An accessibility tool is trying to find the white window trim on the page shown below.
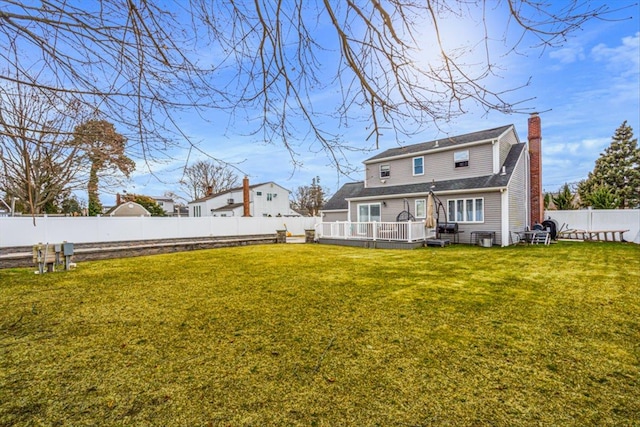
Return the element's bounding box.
[415,199,426,218]
[454,150,469,168]
[447,197,485,223]
[357,203,382,222]
[380,164,390,178]
[413,156,424,176]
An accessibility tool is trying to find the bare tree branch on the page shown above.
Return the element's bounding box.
[0,0,623,178]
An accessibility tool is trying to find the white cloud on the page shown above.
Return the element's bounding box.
[549,46,586,64]
[591,32,640,76]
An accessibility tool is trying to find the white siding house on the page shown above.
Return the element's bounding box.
[152,196,175,216]
[188,180,300,218]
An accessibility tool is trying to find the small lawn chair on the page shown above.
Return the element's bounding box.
[531,231,550,245]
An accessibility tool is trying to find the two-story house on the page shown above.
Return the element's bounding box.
[152,196,175,216]
[188,177,300,218]
[321,114,544,247]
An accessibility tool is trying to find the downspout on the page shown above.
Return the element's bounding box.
[501,188,509,246]
[525,149,531,229]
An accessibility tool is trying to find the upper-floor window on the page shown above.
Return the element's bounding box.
[413,156,424,176]
[257,191,262,196]
[380,164,390,178]
[415,199,426,218]
[267,193,273,201]
[454,150,469,168]
[447,198,484,223]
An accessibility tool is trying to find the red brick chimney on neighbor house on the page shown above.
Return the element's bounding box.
[528,112,543,226]
[242,176,251,217]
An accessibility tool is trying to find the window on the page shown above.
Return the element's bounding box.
[454,150,469,168]
[357,203,381,222]
[257,191,262,196]
[415,199,426,218]
[413,157,424,175]
[447,198,484,223]
[193,205,202,217]
[267,193,273,201]
[380,164,390,178]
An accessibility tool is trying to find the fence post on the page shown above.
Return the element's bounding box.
[407,220,412,242]
[304,229,315,243]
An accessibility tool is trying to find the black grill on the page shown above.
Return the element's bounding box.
[438,223,458,234]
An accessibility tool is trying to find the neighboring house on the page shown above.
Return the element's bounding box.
[105,201,151,217]
[188,177,300,217]
[174,205,190,217]
[321,114,545,247]
[152,196,175,216]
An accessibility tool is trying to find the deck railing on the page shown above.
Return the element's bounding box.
[316,221,435,243]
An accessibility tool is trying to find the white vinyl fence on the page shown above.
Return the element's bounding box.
[545,209,640,244]
[0,215,320,247]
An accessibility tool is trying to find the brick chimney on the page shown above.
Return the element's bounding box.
[116,193,121,205]
[206,186,213,197]
[242,176,251,217]
[528,113,543,226]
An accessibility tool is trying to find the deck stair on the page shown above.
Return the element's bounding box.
[425,238,451,247]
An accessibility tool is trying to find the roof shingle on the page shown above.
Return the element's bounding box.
[365,125,513,163]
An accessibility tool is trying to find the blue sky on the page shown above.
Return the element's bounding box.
[123,3,640,205]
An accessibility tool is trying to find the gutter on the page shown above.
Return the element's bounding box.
[346,186,507,202]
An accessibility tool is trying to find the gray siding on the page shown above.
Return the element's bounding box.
[323,211,348,222]
[350,190,506,244]
[507,150,528,242]
[440,191,503,245]
[365,143,494,188]
[499,130,519,167]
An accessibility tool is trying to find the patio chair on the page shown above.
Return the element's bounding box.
[531,231,550,245]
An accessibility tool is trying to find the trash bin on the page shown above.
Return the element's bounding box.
[480,237,492,247]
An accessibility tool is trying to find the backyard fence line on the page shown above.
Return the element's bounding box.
[545,209,640,244]
[2,210,637,247]
[0,216,320,248]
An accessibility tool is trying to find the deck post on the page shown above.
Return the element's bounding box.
[373,221,377,241]
[407,221,412,242]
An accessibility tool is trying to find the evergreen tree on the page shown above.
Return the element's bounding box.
[552,183,576,210]
[578,121,640,208]
[586,185,618,209]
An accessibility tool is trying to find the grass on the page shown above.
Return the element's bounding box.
[1,241,639,426]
